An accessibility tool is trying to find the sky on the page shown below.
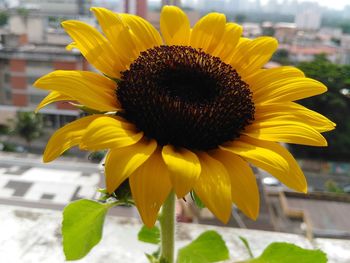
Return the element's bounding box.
[261,0,350,10]
[8,0,350,11]
[184,0,350,11]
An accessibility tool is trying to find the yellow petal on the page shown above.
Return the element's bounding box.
[230,37,278,77]
[66,42,77,51]
[105,138,157,193]
[61,20,123,78]
[190,12,226,54]
[80,116,143,151]
[237,136,307,192]
[211,23,242,63]
[255,102,335,132]
[245,66,305,93]
[43,115,101,162]
[253,77,328,104]
[129,149,172,227]
[221,138,289,180]
[161,145,201,198]
[193,152,232,223]
[34,70,119,112]
[211,150,259,220]
[244,120,327,146]
[90,7,140,66]
[120,14,162,52]
[221,136,306,192]
[35,91,72,113]
[160,6,190,46]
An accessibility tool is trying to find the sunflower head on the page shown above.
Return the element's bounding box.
[117,45,255,150]
[34,6,335,227]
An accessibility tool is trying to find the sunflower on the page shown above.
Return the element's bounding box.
[34,6,334,227]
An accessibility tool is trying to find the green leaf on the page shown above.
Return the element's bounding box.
[177,230,229,263]
[138,225,161,245]
[246,242,327,263]
[239,236,254,258]
[62,199,110,260]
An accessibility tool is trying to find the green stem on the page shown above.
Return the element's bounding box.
[159,191,176,263]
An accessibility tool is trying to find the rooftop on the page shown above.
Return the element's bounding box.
[281,192,350,239]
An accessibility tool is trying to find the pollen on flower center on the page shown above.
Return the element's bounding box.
[117,45,255,150]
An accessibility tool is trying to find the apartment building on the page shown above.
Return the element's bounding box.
[0,33,87,127]
[0,0,147,128]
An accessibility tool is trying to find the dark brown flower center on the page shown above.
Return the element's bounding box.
[116,45,255,150]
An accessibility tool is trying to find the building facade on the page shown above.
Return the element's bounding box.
[0,0,149,128]
[0,34,87,127]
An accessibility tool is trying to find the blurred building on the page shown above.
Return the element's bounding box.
[129,0,147,18]
[318,27,343,42]
[0,0,150,127]
[200,0,227,13]
[287,44,338,63]
[295,9,322,31]
[0,3,82,126]
[0,33,87,127]
[340,34,350,65]
[0,0,6,9]
[161,0,181,6]
[274,22,297,44]
[18,0,92,16]
[242,22,262,38]
[0,1,96,127]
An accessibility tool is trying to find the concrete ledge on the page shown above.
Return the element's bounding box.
[0,204,349,263]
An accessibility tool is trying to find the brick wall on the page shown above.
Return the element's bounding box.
[10,76,26,90]
[53,61,77,70]
[136,0,147,18]
[9,59,27,106]
[12,93,27,106]
[10,59,26,72]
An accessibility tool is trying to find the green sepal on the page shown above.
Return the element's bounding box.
[145,248,162,263]
[97,188,117,202]
[69,103,106,114]
[190,191,206,209]
[145,253,159,263]
[113,179,132,202]
[97,186,134,206]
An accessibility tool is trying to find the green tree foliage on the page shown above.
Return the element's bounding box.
[272,49,290,65]
[324,180,344,194]
[14,112,44,147]
[16,7,30,17]
[0,124,9,135]
[290,55,350,161]
[339,21,350,34]
[235,13,247,23]
[0,11,8,26]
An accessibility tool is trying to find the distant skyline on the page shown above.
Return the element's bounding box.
[260,0,349,10]
[174,0,350,11]
[8,0,350,11]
